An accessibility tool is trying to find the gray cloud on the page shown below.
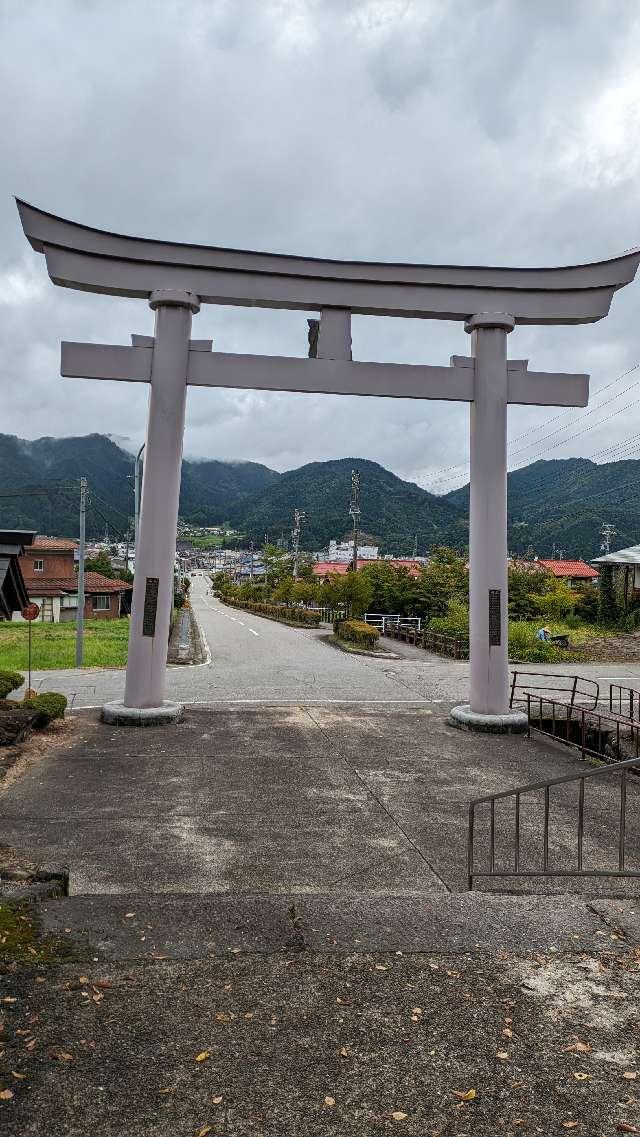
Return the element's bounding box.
[1,0,640,495]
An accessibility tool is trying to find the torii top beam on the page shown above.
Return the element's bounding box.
[16,200,640,324]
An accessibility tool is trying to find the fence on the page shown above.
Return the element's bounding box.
[509,670,600,712]
[467,751,640,890]
[364,613,422,632]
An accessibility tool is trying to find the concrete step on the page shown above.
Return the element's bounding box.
[37,890,640,961]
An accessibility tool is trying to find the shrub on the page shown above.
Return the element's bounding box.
[222,598,322,626]
[334,618,380,649]
[0,670,25,699]
[22,692,67,722]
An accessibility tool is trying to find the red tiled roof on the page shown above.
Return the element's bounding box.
[538,559,599,579]
[31,535,78,551]
[23,572,132,596]
[312,559,423,578]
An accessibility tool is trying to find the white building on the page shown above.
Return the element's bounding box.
[325,538,379,562]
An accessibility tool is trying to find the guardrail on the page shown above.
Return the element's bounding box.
[509,670,599,711]
[467,751,640,890]
[382,623,469,658]
[365,613,422,632]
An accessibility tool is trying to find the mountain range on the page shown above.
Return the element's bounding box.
[0,433,637,558]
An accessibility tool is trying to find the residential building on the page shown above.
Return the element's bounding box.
[16,535,132,622]
[593,545,640,607]
[325,539,379,562]
[537,559,600,587]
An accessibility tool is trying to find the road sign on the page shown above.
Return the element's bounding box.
[22,603,40,621]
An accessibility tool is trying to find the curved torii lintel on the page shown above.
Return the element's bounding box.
[16,199,640,324]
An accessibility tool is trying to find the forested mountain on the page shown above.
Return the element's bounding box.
[236,458,464,553]
[1,434,638,558]
[445,458,640,558]
[0,434,279,539]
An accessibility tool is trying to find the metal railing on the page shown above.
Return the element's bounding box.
[365,613,422,632]
[510,670,599,711]
[610,683,640,723]
[467,752,640,890]
[526,693,640,761]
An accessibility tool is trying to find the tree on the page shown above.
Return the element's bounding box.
[85,549,116,578]
[508,565,551,620]
[598,565,618,624]
[533,577,579,621]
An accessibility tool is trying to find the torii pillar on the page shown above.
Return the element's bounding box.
[15,199,640,729]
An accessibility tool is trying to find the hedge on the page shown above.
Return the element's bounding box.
[222,598,323,627]
[334,618,380,648]
[22,692,68,723]
[0,670,25,699]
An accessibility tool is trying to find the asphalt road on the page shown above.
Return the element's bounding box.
[19,572,640,709]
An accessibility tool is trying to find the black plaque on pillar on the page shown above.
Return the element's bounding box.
[488,589,501,646]
[143,576,159,637]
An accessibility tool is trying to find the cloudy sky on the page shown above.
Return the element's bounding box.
[2,0,640,492]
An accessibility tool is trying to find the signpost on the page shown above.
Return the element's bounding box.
[21,602,40,695]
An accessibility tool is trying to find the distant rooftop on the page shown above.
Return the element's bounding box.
[593,544,640,566]
[538,559,599,579]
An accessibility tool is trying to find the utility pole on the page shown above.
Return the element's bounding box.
[249,539,254,579]
[349,468,360,571]
[600,522,617,556]
[134,442,145,552]
[412,534,418,558]
[75,476,87,667]
[291,509,305,579]
[551,541,564,560]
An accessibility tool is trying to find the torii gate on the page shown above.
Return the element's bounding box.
[17,200,640,730]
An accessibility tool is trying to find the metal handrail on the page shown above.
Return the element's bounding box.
[467,746,640,890]
[610,683,640,724]
[510,670,599,711]
[526,692,640,762]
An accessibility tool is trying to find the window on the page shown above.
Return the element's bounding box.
[92,594,110,611]
[61,594,78,609]
[33,559,44,572]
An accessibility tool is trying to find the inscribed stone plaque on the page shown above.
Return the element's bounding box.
[143,576,159,637]
[488,589,501,646]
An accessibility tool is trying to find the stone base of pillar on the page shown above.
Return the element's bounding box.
[101,701,184,727]
[449,704,528,734]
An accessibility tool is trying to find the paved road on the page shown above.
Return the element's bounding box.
[20,572,640,708]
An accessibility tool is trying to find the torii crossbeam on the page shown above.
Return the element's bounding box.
[17,199,640,730]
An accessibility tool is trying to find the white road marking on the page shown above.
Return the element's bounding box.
[248,628,260,637]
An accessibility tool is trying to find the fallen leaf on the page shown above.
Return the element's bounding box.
[215,1013,230,1023]
[324,1096,335,1107]
[562,1124,578,1130]
[412,1007,423,1015]
[195,1051,210,1062]
[496,1051,509,1060]
[0,1089,14,1100]
[617,1125,639,1134]
[503,1028,514,1038]
[197,1128,212,1136]
[158,1088,173,1094]
[212,1096,223,1104]
[78,976,88,984]
[453,1089,476,1101]
[336,997,351,1005]
[573,1072,589,1081]
[25,1040,36,1051]
[339,1047,348,1057]
[375,964,390,971]
[11,1072,26,1080]
[229,948,241,954]
[623,1072,638,1081]
[2,998,17,1004]
[55,1052,74,1062]
[124,913,136,919]
[565,1040,591,1053]
[391,1112,408,1121]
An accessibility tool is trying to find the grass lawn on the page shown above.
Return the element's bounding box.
[0,618,130,670]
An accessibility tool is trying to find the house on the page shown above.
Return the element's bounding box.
[592,545,640,607]
[16,535,132,622]
[0,530,35,619]
[312,558,423,580]
[537,559,599,587]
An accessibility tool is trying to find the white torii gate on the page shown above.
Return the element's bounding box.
[17,200,640,730]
